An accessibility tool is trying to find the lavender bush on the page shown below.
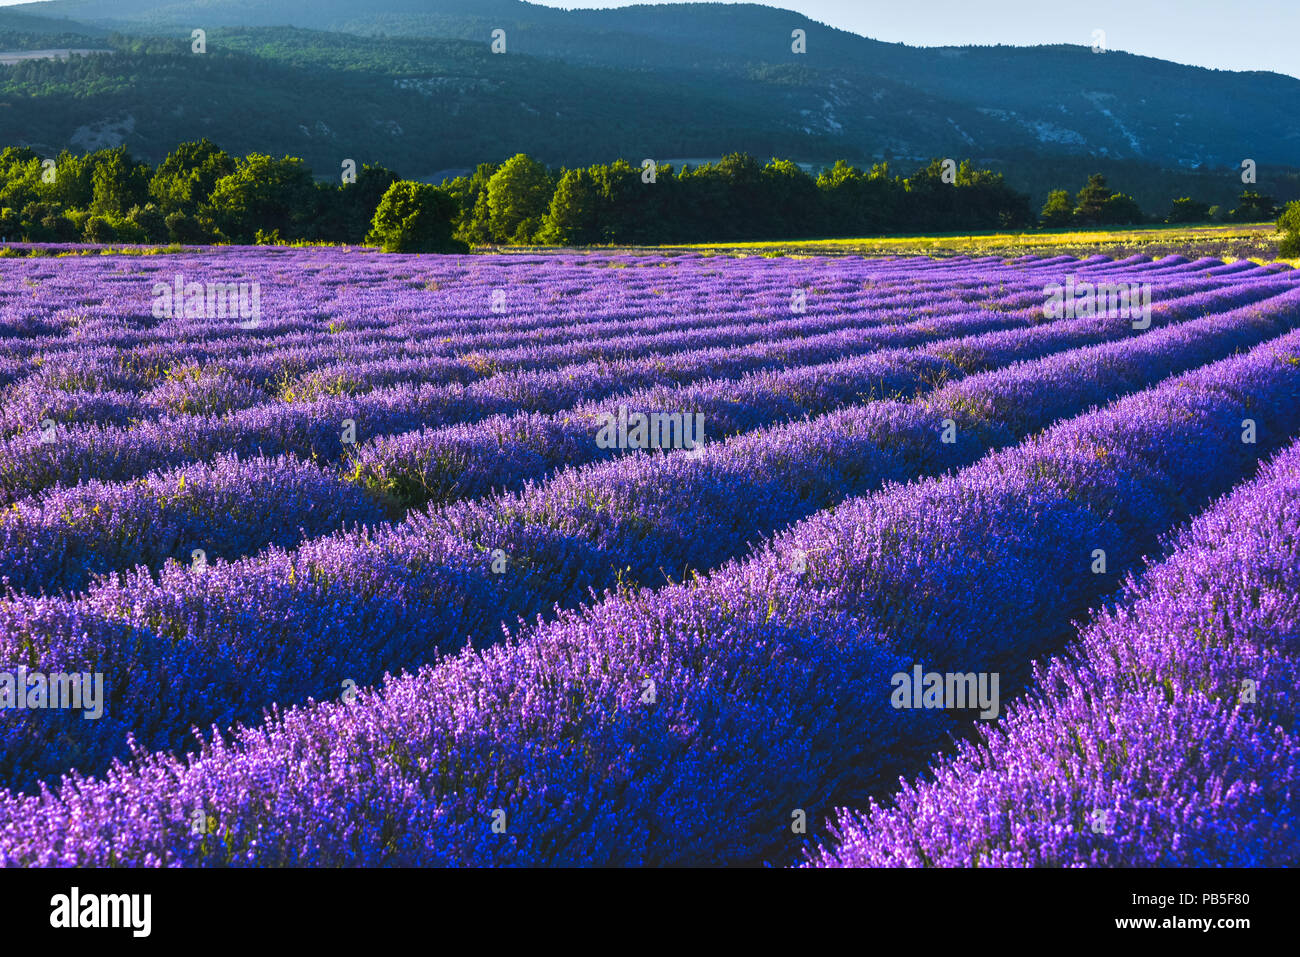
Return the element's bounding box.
[0,247,1296,866]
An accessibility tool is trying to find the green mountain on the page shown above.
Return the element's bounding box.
[2,0,1297,209]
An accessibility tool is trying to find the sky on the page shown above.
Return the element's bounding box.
[530,0,1300,79]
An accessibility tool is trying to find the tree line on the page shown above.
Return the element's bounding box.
[1039,173,1284,228]
[0,141,1295,252]
[442,154,1035,245]
[0,142,405,247]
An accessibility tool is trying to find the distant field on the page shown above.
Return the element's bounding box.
[639,222,1291,263]
[2,222,1293,268]
[0,49,113,65]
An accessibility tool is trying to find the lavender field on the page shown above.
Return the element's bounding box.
[1,245,1298,866]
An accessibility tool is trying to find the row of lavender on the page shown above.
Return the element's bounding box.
[1,249,1225,360]
[0,248,1296,866]
[5,265,1294,595]
[4,258,1272,424]
[6,252,1255,500]
[1,250,1279,441]
[1,250,1044,396]
[0,292,1297,864]
[810,436,1300,867]
[2,275,1297,791]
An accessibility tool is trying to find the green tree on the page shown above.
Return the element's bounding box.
[486,154,553,243]
[0,206,20,242]
[164,210,210,244]
[1039,189,1074,227]
[816,160,899,235]
[540,167,603,245]
[901,159,959,232]
[1101,192,1144,225]
[443,163,497,245]
[1167,197,1210,223]
[89,147,150,217]
[816,160,866,234]
[677,153,766,241]
[591,158,668,244]
[149,139,235,215]
[761,158,818,238]
[125,203,168,243]
[896,159,1031,233]
[953,162,1032,230]
[1073,174,1114,226]
[208,154,317,243]
[1231,190,1279,222]
[82,214,116,244]
[1279,201,1300,257]
[48,149,97,211]
[338,164,400,244]
[366,180,468,253]
[21,201,77,242]
[0,147,46,213]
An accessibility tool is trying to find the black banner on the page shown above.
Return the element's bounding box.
[1,866,1283,945]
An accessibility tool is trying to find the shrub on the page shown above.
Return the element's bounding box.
[82,214,116,244]
[1038,189,1073,227]
[126,203,168,243]
[1280,201,1300,257]
[1167,197,1210,223]
[164,210,209,244]
[366,181,468,253]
